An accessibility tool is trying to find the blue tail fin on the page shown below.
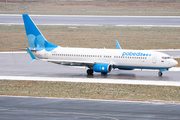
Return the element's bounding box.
[22,14,58,51]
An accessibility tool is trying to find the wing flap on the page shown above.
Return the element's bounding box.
[42,59,95,67]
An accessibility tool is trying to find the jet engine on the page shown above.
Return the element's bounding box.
[93,63,112,73]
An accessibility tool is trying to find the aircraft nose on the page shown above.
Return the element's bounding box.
[172,59,178,67]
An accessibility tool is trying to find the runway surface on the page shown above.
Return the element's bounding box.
[1,96,180,120]
[0,14,180,26]
[0,52,180,84]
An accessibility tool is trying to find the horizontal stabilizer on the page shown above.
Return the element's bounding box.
[26,47,37,63]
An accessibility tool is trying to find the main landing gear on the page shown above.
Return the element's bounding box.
[158,71,163,76]
[101,72,107,75]
[87,69,94,75]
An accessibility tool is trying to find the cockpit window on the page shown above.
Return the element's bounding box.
[162,57,171,59]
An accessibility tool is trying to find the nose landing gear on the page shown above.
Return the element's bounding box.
[158,69,168,76]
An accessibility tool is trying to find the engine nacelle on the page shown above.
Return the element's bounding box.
[93,63,112,73]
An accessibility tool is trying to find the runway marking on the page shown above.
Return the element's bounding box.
[0,51,27,53]
[1,23,180,27]
[2,95,180,104]
[1,75,180,86]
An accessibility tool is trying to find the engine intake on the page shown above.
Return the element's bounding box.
[93,63,112,73]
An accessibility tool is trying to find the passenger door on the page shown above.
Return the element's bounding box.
[152,54,157,63]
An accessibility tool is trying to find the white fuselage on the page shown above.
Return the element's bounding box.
[33,47,177,70]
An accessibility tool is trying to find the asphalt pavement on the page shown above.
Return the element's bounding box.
[1,96,180,120]
[0,14,180,26]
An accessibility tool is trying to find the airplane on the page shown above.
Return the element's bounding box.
[22,14,178,76]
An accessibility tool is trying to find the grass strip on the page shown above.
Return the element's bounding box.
[1,80,180,103]
[1,1,180,16]
[1,25,180,50]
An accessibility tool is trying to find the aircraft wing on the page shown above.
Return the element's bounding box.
[42,59,95,67]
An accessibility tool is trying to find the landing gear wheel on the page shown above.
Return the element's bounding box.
[158,71,163,76]
[87,69,94,75]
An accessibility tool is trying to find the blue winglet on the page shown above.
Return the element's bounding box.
[26,47,37,63]
[115,40,121,49]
